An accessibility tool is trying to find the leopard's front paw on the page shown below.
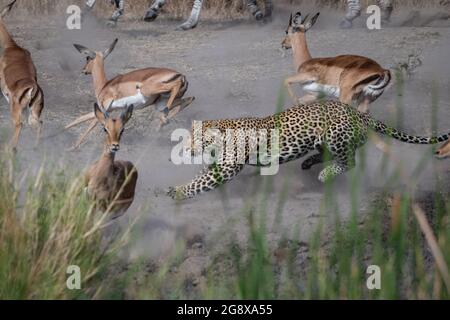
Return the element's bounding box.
[167,186,189,200]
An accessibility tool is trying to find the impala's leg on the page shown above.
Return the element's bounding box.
[176,0,203,31]
[144,0,166,22]
[141,77,187,126]
[10,104,23,150]
[71,119,98,150]
[29,97,44,147]
[298,93,318,104]
[65,112,96,130]
[167,163,245,200]
[339,86,354,105]
[284,74,314,104]
[357,96,371,114]
[166,80,182,111]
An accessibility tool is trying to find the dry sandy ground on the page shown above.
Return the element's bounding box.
[1,6,450,287]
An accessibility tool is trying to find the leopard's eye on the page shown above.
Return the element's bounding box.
[103,127,108,133]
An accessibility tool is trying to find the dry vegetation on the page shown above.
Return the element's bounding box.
[0,0,448,20]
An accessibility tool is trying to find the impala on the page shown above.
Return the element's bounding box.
[281,12,391,113]
[0,0,44,150]
[84,102,138,218]
[66,38,194,149]
[436,140,450,159]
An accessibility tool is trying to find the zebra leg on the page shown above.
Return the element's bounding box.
[144,0,166,22]
[264,0,273,19]
[377,0,393,24]
[85,0,96,10]
[176,0,203,31]
[109,0,124,22]
[246,0,264,21]
[340,0,361,29]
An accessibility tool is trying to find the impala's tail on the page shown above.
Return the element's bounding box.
[15,81,43,126]
[369,118,450,145]
[0,0,17,48]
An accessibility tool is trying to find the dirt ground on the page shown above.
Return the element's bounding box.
[1,6,450,288]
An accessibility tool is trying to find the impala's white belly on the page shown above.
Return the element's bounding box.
[303,82,340,98]
[109,91,152,110]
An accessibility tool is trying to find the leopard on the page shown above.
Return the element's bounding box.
[167,101,449,200]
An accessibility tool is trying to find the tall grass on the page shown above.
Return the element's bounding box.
[0,147,126,299]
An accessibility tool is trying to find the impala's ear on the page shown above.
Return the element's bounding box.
[120,104,134,124]
[293,11,302,25]
[74,44,96,59]
[0,0,16,19]
[103,38,118,59]
[288,13,293,27]
[94,103,108,124]
[305,12,320,31]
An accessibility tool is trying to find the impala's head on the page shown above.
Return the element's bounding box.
[281,12,320,50]
[73,38,118,75]
[94,102,133,154]
[435,140,450,159]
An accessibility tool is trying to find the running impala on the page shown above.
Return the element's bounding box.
[282,12,391,113]
[0,0,44,150]
[66,38,194,149]
[84,102,138,218]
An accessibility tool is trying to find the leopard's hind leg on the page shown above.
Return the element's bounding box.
[302,146,329,170]
[168,163,245,200]
[318,150,356,183]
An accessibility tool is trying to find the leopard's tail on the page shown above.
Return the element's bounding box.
[369,118,450,145]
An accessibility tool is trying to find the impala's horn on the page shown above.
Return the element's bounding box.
[121,105,134,124]
[103,38,118,59]
[293,11,302,25]
[73,44,96,59]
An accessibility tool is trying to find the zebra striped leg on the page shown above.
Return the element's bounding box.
[109,0,124,22]
[176,0,203,31]
[246,0,264,21]
[144,0,166,22]
[264,0,273,19]
[340,0,361,29]
[85,0,96,9]
[377,0,393,24]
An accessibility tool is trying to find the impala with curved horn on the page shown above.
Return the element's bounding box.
[282,12,391,113]
[66,38,194,149]
[0,0,44,150]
